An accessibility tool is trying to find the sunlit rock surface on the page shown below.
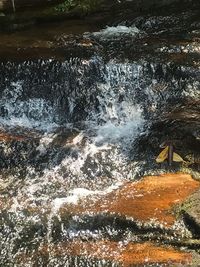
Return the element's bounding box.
[16,241,192,267]
[0,130,26,141]
[1,173,199,266]
[60,174,200,226]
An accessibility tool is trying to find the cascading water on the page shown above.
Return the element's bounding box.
[0,58,150,205]
[0,9,200,266]
[0,56,147,266]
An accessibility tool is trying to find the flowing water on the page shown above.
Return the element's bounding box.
[0,5,200,266]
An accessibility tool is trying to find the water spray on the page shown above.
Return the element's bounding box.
[11,0,15,12]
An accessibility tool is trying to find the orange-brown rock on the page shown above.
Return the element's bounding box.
[61,173,200,226]
[67,241,191,267]
[16,241,192,267]
[0,131,25,142]
[0,129,40,142]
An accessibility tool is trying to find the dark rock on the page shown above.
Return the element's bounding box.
[180,190,200,238]
[0,0,63,12]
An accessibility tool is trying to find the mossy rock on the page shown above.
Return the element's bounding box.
[179,189,200,238]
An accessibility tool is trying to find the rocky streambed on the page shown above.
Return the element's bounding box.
[0,0,200,266]
[1,168,200,266]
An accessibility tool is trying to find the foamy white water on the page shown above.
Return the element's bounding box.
[52,181,123,207]
[0,59,147,233]
[2,60,146,225]
[0,81,58,130]
[85,25,143,41]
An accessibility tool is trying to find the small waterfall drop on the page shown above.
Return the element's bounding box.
[0,23,199,264]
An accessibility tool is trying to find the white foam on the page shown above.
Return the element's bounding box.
[0,81,58,131]
[36,133,56,153]
[4,61,145,218]
[52,181,123,207]
[9,197,20,213]
[89,25,141,40]
[94,107,143,145]
[183,80,200,98]
[72,132,84,145]
[60,189,94,205]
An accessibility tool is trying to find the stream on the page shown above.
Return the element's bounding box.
[0,2,200,266]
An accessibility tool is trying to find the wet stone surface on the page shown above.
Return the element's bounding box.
[60,174,200,226]
[15,241,193,267]
[0,174,200,266]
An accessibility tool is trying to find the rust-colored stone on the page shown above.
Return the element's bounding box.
[17,241,192,266]
[0,129,40,142]
[118,242,192,266]
[0,131,25,142]
[61,173,200,226]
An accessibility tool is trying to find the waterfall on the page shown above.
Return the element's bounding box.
[0,48,199,267]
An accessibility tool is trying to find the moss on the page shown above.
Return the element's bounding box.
[0,0,104,32]
[173,192,197,221]
[54,0,76,12]
[54,0,103,15]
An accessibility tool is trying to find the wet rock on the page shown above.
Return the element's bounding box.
[60,174,199,227]
[0,128,40,170]
[0,0,199,62]
[63,241,192,266]
[0,173,199,266]
[15,240,193,266]
[0,129,27,142]
[133,95,200,178]
[0,0,62,11]
[0,2,199,265]
[180,189,200,238]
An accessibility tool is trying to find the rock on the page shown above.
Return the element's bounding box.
[60,173,200,227]
[0,128,41,170]
[1,173,200,266]
[0,130,26,142]
[15,240,193,266]
[180,189,200,238]
[64,241,192,266]
[0,0,62,11]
